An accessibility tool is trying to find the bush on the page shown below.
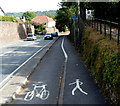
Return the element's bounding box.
[0,16,18,22]
[80,27,120,105]
[31,22,45,34]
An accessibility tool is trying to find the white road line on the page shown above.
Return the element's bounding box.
[61,38,68,62]
[59,37,68,104]
[0,37,43,56]
[0,40,53,89]
[0,51,13,56]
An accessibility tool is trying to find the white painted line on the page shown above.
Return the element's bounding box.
[59,37,68,104]
[0,37,43,56]
[61,38,68,62]
[0,51,13,56]
[0,40,53,89]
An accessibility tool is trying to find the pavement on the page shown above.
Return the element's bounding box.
[1,36,108,105]
[60,37,107,104]
[0,36,59,105]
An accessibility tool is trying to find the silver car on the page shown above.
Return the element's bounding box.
[44,33,53,40]
[27,33,37,41]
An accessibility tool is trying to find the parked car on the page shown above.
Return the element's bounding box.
[44,33,53,40]
[27,33,37,41]
[51,32,58,37]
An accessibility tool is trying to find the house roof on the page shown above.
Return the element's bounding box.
[32,16,54,23]
[14,17,23,23]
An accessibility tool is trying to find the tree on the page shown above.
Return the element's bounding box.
[22,11,37,21]
[31,22,45,34]
[86,2,120,22]
[55,2,76,32]
[46,14,55,19]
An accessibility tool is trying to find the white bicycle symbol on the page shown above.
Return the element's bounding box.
[24,83,49,101]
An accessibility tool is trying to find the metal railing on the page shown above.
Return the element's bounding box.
[87,18,120,45]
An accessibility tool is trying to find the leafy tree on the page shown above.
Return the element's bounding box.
[46,14,55,19]
[55,2,76,32]
[0,16,18,22]
[31,22,45,34]
[85,2,120,22]
[22,11,37,21]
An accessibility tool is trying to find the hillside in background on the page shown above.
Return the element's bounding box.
[6,10,56,18]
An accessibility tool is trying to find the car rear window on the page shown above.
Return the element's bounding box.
[46,33,51,35]
[28,35,33,37]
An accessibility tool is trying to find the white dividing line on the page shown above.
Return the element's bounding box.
[0,37,43,56]
[61,38,68,62]
[0,51,13,56]
[0,41,53,89]
[59,37,68,104]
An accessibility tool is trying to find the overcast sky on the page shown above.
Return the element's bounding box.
[0,0,62,12]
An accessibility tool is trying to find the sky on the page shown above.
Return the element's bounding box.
[0,0,62,13]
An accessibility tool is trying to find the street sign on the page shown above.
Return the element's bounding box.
[71,15,77,20]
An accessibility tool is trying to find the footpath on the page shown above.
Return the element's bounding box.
[59,37,107,104]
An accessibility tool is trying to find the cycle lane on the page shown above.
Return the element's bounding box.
[60,37,108,104]
[11,37,65,104]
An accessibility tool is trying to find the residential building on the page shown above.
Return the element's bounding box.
[32,16,55,28]
[86,9,94,20]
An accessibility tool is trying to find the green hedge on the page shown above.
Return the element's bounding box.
[80,27,120,105]
[0,16,18,22]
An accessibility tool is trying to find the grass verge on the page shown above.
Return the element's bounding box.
[79,27,120,105]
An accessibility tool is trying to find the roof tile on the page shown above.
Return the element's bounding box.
[32,16,54,23]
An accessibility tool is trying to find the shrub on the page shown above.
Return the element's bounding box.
[0,16,18,22]
[80,27,120,105]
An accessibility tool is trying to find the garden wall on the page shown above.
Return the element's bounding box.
[0,21,34,45]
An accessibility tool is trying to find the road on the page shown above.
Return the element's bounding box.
[10,37,107,104]
[0,35,56,87]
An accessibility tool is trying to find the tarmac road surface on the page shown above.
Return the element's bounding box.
[10,37,107,105]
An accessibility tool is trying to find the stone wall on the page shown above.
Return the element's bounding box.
[0,21,34,45]
[46,27,58,33]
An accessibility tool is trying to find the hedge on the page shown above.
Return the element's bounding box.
[0,16,18,22]
[80,27,120,105]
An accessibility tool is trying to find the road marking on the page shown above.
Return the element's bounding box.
[69,79,88,95]
[0,51,13,56]
[0,36,44,56]
[59,37,68,104]
[0,40,53,89]
[24,82,49,101]
[61,38,68,62]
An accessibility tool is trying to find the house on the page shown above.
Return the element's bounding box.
[0,7,5,16]
[86,9,94,20]
[32,16,55,28]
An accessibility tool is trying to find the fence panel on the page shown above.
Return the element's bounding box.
[87,18,120,45]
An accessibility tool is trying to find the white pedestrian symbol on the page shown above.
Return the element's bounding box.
[69,79,88,95]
